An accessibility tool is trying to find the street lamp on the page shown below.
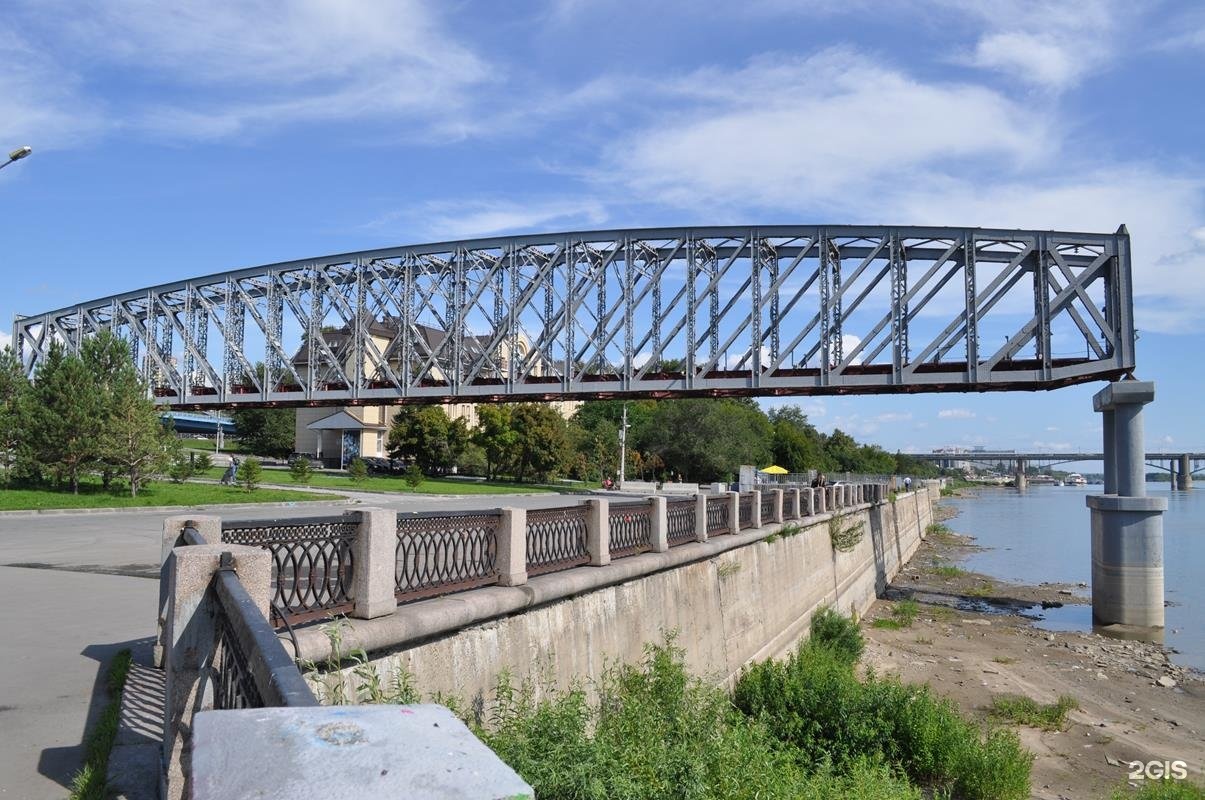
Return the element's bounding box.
[0,146,33,171]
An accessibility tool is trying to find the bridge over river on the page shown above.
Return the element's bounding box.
[915,451,1205,490]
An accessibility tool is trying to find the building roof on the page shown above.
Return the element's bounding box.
[305,411,377,431]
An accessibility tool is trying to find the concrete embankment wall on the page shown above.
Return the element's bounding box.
[310,484,938,705]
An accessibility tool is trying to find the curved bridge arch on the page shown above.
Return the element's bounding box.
[13,224,1135,409]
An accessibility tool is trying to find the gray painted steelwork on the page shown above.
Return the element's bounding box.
[12,225,1136,409]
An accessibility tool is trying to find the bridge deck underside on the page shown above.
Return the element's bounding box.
[13,225,1135,409]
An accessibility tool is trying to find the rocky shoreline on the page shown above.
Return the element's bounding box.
[862,498,1204,799]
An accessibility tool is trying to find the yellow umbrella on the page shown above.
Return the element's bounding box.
[758,465,788,475]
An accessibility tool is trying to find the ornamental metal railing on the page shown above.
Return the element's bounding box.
[666,498,696,546]
[525,506,590,575]
[608,502,652,559]
[210,551,319,710]
[395,511,500,603]
[222,514,358,625]
[738,493,754,529]
[760,492,776,523]
[706,495,730,536]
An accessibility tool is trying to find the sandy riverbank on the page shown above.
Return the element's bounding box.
[862,500,1204,799]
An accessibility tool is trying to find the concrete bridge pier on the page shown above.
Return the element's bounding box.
[1014,459,1027,491]
[1088,381,1167,628]
[1178,453,1192,490]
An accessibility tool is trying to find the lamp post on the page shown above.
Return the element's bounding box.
[0,146,32,171]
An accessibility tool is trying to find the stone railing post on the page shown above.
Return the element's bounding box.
[727,491,741,535]
[162,542,270,800]
[586,498,610,566]
[815,486,826,514]
[789,488,801,519]
[695,493,709,543]
[496,508,528,587]
[846,484,855,506]
[649,496,668,552]
[772,489,784,523]
[157,515,222,668]
[750,490,762,528]
[351,508,397,620]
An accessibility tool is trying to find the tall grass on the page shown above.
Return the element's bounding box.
[68,649,132,800]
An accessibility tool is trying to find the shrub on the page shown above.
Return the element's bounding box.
[289,456,313,484]
[404,464,423,488]
[989,694,1078,731]
[828,516,865,552]
[237,457,262,492]
[809,606,864,665]
[347,457,368,482]
[167,451,194,483]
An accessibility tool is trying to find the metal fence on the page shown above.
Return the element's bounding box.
[760,492,775,523]
[526,506,590,575]
[221,515,358,625]
[706,495,730,536]
[666,498,696,546]
[608,502,652,558]
[738,493,754,529]
[210,552,319,710]
[395,511,500,603]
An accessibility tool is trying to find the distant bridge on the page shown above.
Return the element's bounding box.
[916,450,1204,489]
[13,225,1135,409]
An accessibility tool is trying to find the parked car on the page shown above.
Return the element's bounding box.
[359,456,402,475]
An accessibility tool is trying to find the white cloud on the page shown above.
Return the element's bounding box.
[372,198,610,240]
[0,331,11,350]
[0,30,106,149]
[966,31,1088,89]
[938,408,976,419]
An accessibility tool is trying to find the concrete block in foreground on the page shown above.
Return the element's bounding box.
[192,704,533,800]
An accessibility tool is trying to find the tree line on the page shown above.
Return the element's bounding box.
[386,397,937,484]
[0,334,174,495]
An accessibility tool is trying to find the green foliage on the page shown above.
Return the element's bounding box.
[639,398,772,482]
[510,403,571,482]
[289,456,313,484]
[0,346,28,484]
[67,649,132,800]
[100,365,172,496]
[1114,781,1205,800]
[347,457,368,482]
[404,464,424,487]
[989,694,1078,731]
[192,452,212,473]
[26,341,104,492]
[872,599,920,630]
[733,635,1032,800]
[388,406,468,474]
[473,404,518,480]
[477,640,921,800]
[167,451,196,483]
[230,400,294,459]
[828,515,866,552]
[808,607,865,665]
[933,563,967,578]
[237,457,263,492]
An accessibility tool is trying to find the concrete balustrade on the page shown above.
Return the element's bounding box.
[695,493,709,542]
[496,508,528,586]
[156,515,222,668]
[772,489,784,523]
[750,489,762,529]
[586,498,610,566]
[789,488,801,519]
[351,508,400,620]
[649,495,669,552]
[727,491,741,535]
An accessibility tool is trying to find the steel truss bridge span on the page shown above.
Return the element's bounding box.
[13,225,1136,410]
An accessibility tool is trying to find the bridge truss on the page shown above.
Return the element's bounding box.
[13,225,1136,409]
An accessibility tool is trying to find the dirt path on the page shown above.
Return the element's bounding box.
[862,503,1204,799]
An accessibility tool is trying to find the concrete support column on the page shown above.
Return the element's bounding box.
[727,491,741,535]
[351,508,397,619]
[750,489,762,529]
[162,543,270,800]
[157,515,222,668]
[1102,409,1117,493]
[772,489,783,524]
[1015,459,1027,491]
[586,498,610,566]
[1178,454,1192,491]
[788,488,801,519]
[649,495,669,552]
[496,508,528,586]
[695,493,709,543]
[1089,381,1166,628]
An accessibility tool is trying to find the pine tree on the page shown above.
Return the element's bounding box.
[102,369,170,497]
[0,347,29,485]
[28,342,102,493]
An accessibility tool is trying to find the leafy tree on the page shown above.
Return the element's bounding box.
[0,347,28,485]
[638,398,772,482]
[347,457,368,482]
[473,404,517,480]
[387,406,466,474]
[27,342,103,493]
[230,406,295,458]
[510,403,571,482]
[769,405,832,474]
[289,456,313,484]
[237,457,263,492]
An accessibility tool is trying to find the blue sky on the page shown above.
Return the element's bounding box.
[2,0,1203,456]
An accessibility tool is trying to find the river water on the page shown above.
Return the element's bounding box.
[944,484,1203,671]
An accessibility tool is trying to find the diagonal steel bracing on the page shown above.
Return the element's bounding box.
[13,225,1135,408]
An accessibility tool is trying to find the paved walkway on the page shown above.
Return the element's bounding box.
[0,490,607,796]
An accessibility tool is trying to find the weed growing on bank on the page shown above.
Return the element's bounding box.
[989,694,1079,731]
[68,649,132,800]
[1115,780,1205,799]
[872,598,921,630]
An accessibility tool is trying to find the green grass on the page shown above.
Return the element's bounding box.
[1113,780,1205,799]
[199,466,563,495]
[0,477,333,510]
[989,694,1078,731]
[933,563,968,578]
[68,649,132,800]
[967,581,995,598]
[872,599,921,630]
